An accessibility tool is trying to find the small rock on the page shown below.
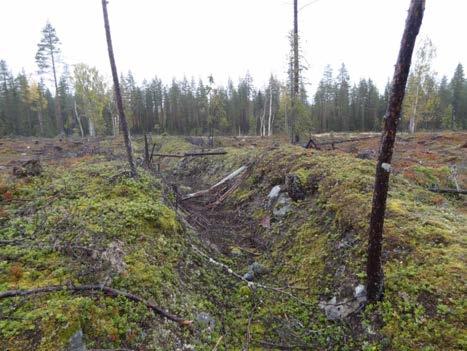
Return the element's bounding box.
[196,312,215,331]
[249,262,267,276]
[357,149,375,160]
[273,193,293,217]
[319,284,367,321]
[67,329,86,351]
[242,271,254,281]
[268,185,281,207]
[354,284,366,303]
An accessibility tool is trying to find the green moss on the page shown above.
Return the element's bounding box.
[1,138,465,350]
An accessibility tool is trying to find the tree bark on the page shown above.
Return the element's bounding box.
[101,0,137,177]
[366,0,425,303]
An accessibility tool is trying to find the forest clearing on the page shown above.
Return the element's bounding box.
[0,132,465,350]
[1,0,467,350]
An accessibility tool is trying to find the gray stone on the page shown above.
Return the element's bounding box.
[242,271,255,281]
[319,284,367,321]
[267,185,281,207]
[273,193,293,217]
[195,312,215,331]
[357,149,375,160]
[67,329,86,351]
[249,262,267,276]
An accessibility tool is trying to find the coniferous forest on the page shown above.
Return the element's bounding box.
[1,24,466,139]
[1,1,466,350]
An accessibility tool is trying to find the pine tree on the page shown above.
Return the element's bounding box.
[35,22,64,135]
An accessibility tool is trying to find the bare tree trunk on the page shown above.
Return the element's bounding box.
[284,94,288,136]
[268,88,273,136]
[144,133,150,168]
[293,0,299,99]
[37,110,44,136]
[73,100,84,138]
[290,0,299,143]
[409,84,420,133]
[260,100,267,137]
[101,0,137,177]
[366,0,425,303]
[50,50,64,135]
[88,118,96,137]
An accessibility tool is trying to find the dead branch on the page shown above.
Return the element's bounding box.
[149,142,159,163]
[191,245,314,307]
[318,136,380,146]
[153,151,227,159]
[304,135,380,150]
[207,167,251,209]
[428,187,466,195]
[0,284,192,327]
[182,166,248,201]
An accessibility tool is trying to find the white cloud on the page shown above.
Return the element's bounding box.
[1,0,466,93]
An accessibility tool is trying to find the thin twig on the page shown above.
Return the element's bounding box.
[191,245,315,306]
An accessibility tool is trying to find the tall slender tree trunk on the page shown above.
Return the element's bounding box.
[284,93,288,135]
[366,0,425,303]
[101,0,137,177]
[73,100,84,138]
[37,110,44,136]
[50,50,63,135]
[290,0,299,143]
[409,84,420,133]
[268,89,273,136]
[261,100,267,137]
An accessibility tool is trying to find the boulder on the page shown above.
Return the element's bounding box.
[285,174,305,201]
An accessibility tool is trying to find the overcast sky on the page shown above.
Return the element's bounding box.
[1,0,466,94]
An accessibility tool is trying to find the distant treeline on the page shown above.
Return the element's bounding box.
[1,60,466,138]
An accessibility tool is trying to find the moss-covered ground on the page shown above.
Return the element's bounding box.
[0,133,465,350]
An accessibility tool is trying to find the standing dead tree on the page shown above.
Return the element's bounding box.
[290,0,300,143]
[101,0,137,177]
[366,0,425,303]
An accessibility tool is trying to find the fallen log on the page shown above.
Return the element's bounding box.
[428,188,467,195]
[181,165,247,201]
[152,151,227,158]
[0,284,192,327]
[303,135,380,150]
